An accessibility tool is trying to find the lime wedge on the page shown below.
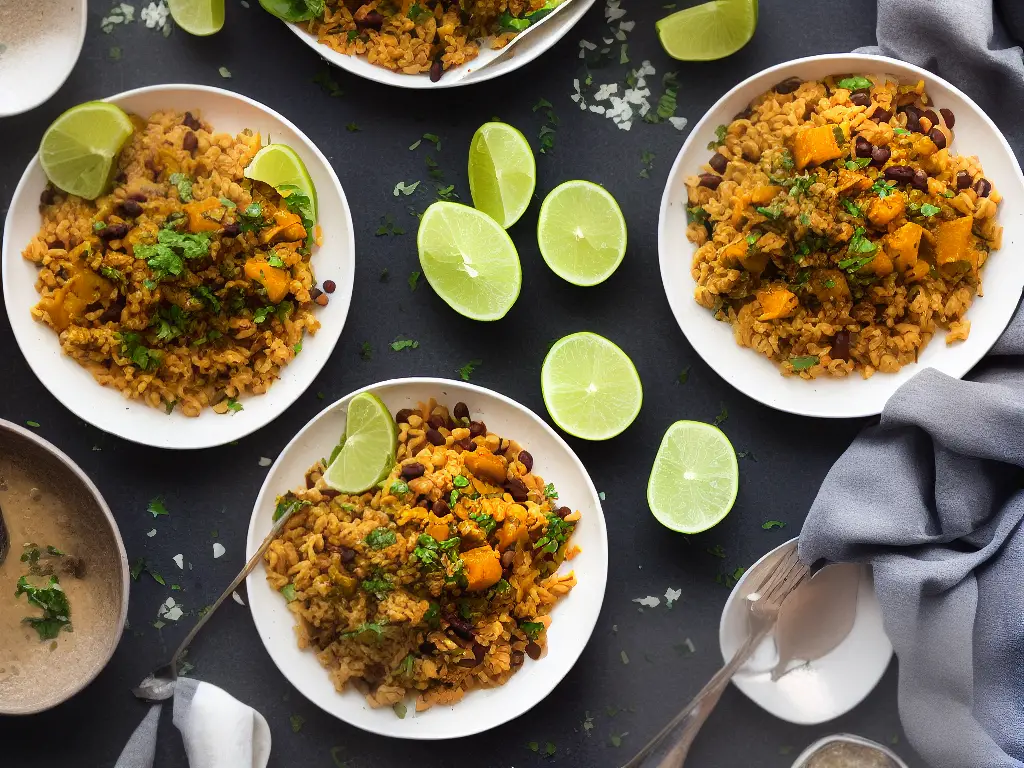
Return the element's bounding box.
[168,0,225,35]
[468,122,536,229]
[537,180,627,286]
[244,143,318,221]
[417,201,522,321]
[656,0,758,61]
[38,102,135,200]
[648,421,739,533]
[540,332,642,440]
[322,393,398,494]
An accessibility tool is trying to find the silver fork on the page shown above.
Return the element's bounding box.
[622,546,810,768]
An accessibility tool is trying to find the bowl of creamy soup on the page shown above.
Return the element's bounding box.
[0,420,128,714]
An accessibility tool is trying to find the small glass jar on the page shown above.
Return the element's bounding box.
[790,734,908,768]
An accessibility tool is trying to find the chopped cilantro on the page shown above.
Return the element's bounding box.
[871,178,897,197]
[469,512,497,535]
[677,366,690,384]
[780,150,794,170]
[893,127,911,136]
[919,203,942,216]
[713,403,728,426]
[280,584,297,601]
[168,173,193,202]
[407,3,430,22]
[452,475,470,488]
[422,132,441,149]
[836,76,873,91]
[407,271,420,291]
[845,157,872,170]
[359,341,373,361]
[365,527,397,550]
[544,482,558,499]
[226,397,243,413]
[643,71,680,124]
[755,203,783,220]
[289,714,305,733]
[706,124,728,150]
[457,359,481,381]
[148,497,169,518]
[15,576,72,640]
[390,337,419,351]
[25,420,40,429]
[762,520,787,529]
[341,621,386,639]
[393,702,408,719]
[134,228,211,281]
[360,573,393,598]
[267,252,285,268]
[520,620,544,640]
[841,199,862,217]
[790,355,819,371]
[411,534,460,571]
[393,181,420,196]
[831,125,846,146]
[375,214,405,237]
[535,513,574,554]
[799,213,811,226]
[192,285,221,312]
[389,480,410,496]
[345,122,360,132]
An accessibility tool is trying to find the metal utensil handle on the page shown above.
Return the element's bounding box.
[621,625,771,768]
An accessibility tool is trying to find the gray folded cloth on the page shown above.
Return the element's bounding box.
[800,3,1024,767]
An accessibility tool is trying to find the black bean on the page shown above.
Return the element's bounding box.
[698,173,722,190]
[922,109,939,128]
[733,106,753,121]
[429,59,443,83]
[458,657,477,668]
[774,76,802,94]
[510,651,525,667]
[709,153,728,174]
[39,188,56,206]
[419,642,435,655]
[974,178,992,198]
[939,107,956,128]
[428,414,446,430]
[120,199,143,217]
[883,165,915,185]
[929,127,947,150]
[395,408,415,423]
[356,9,384,30]
[468,421,486,438]
[955,170,971,190]
[445,613,475,641]
[556,506,572,519]
[100,222,129,239]
[506,478,530,502]
[870,145,891,167]
[472,643,487,664]
[222,222,240,237]
[61,556,87,579]
[432,499,450,517]
[911,168,929,191]
[501,550,515,568]
[456,437,476,453]
[900,105,921,132]
[453,402,470,421]
[323,279,337,294]
[525,642,542,660]
[426,427,446,446]
[98,301,124,323]
[872,108,892,124]
[854,136,872,158]
[401,462,425,480]
[182,130,198,153]
[338,546,356,563]
[832,330,851,361]
[182,111,201,130]
[128,192,147,202]
[849,90,871,107]
[416,497,430,508]
[518,450,533,473]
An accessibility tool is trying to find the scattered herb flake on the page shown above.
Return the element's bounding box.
[290,714,305,733]
[359,341,373,361]
[148,497,169,518]
[712,403,728,426]
[790,355,819,371]
[407,271,420,291]
[218,66,232,79]
[393,180,421,196]
[390,337,419,351]
[456,359,481,381]
[762,520,787,530]
[677,366,690,384]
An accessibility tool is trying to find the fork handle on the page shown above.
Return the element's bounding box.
[621,625,771,768]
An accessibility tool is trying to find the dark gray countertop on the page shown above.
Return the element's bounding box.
[0,1,928,766]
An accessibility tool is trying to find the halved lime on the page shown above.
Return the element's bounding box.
[540,332,642,440]
[656,0,758,61]
[244,143,318,221]
[38,102,135,200]
[537,180,627,286]
[468,122,536,229]
[168,0,225,35]
[417,201,522,321]
[648,421,739,533]
[322,393,398,494]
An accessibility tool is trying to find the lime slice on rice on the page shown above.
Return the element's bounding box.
[38,102,135,200]
[244,143,318,221]
[168,0,225,35]
[656,0,758,61]
[540,332,642,440]
[647,421,739,533]
[537,180,628,286]
[322,393,398,494]
[468,121,537,229]
[417,201,522,321]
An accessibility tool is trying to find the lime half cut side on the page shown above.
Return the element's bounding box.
[647,421,739,533]
[537,180,627,286]
[417,201,522,321]
[540,332,642,440]
[656,0,758,61]
[244,143,318,222]
[468,121,537,229]
[168,0,225,35]
[322,393,398,494]
[38,101,135,200]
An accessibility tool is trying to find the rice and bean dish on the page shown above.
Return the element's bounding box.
[23,110,329,416]
[300,1,565,81]
[264,398,580,711]
[685,74,1003,378]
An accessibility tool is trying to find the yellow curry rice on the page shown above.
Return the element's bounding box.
[685,74,1002,379]
[264,398,579,711]
[23,109,324,416]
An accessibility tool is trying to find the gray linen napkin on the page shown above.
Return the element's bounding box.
[800,3,1024,768]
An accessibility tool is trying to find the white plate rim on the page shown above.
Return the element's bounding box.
[244,377,609,739]
[658,52,1024,419]
[1,83,356,450]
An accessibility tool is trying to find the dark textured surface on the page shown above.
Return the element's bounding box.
[0,1,926,766]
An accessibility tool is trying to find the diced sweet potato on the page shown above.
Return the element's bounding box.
[860,249,894,277]
[837,169,872,194]
[793,124,844,170]
[887,222,924,272]
[244,258,290,303]
[867,193,905,228]
[934,216,974,270]
[756,286,798,320]
[750,185,782,204]
[496,505,529,552]
[425,522,450,542]
[906,260,931,282]
[809,270,851,303]
[462,546,502,591]
[184,197,224,233]
[723,237,769,273]
[259,210,307,244]
[464,450,507,485]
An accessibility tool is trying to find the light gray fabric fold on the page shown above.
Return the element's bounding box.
[801,2,1024,767]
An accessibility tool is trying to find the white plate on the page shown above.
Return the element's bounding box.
[658,53,1024,418]
[2,85,355,450]
[282,0,596,89]
[245,378,609,739]
[0,0,86,117]
[719,539,892,725]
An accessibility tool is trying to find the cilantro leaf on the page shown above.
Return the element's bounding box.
[836,76,873,91]
[790,355,819,371]
[148,497,169,517]
[365,527,397,550]
[457,359,481,381]
[390,337,419,351]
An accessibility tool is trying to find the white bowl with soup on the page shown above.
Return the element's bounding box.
[0,421,129,715]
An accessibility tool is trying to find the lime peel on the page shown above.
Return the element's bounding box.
[468,122,537,229]
[38,102,135,200]
[656,0,758,62]
[322,393,398,494]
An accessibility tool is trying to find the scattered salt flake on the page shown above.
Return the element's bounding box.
[579,40,597,50]
[157,597,183,622]
[665,587,682,608]
[669,116,689,131]
[684,637,696,653]
[633,596,660,608]
[165,605,183,621]
[140,1,168,29]
[146,529,157,538]
[173,554,184,569]
[258,456,272,467]
[619,20,635,32]
[92,445,102,451]
[620,650,630,665]
[213,542,226,559]
[218,66,232,78]
[240,0,249,6]
[231,590,246,606]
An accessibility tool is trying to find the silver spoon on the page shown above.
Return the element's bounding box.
[132,505,299,701]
